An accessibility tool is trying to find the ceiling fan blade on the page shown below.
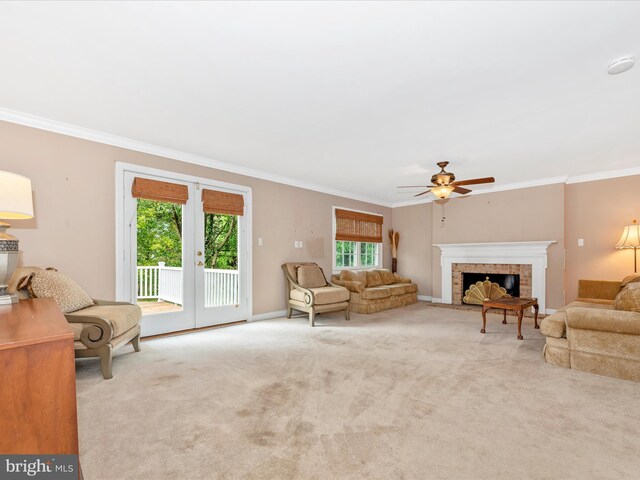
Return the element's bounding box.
[397,185,429,188]
[453,186,471,195]
[452,177,495,187]
[413,189,433,197]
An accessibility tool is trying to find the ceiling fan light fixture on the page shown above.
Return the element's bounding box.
[608,56,635,75]
[432,185,455,199]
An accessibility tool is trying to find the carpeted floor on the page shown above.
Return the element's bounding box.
[75,303,640,480]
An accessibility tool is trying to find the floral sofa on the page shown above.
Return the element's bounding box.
[540,275,640,382]
[330,269,418,314]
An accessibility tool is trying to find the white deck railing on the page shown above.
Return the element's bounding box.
[137,264,239,307]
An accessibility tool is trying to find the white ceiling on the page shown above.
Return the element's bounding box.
[0,1,639,206]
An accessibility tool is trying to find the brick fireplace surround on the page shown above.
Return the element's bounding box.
[452,263,532,304]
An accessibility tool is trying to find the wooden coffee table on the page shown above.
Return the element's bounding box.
[481,297,539,340]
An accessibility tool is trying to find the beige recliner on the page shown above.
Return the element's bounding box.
[282,262,350,326]
[9,267,141,379]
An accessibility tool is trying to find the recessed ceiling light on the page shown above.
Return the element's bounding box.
[608,56,635,75]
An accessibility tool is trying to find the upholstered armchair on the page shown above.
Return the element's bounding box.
[8,267,141,379]
[282,262,350,326]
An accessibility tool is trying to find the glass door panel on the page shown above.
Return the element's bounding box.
[195,207,246,327]
[136,199,184,317]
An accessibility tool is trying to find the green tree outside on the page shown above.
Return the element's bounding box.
[136,199,238,269]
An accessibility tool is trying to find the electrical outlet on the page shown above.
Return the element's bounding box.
[299,241,303,248]
[578,238,584,247]
[258,237,263,247]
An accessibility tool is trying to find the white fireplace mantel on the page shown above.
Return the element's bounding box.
[433,241,556,313]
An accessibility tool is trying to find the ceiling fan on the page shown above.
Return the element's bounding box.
[398,162,495,199]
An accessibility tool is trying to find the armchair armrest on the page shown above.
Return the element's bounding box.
[281,265,315,307]
[566,307,640,335]
[93,299,135,306]
[290,282,315,306]
[65,313,115,348]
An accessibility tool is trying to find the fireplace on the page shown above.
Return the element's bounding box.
[462,273,520,304]
[433,241,556,313]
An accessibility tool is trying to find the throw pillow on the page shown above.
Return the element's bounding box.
[340,270,367,285]
[377,269,396,285]
[296,265,327,289]
[366,270,384,287]
[18,269,94,313]
[621,274,640,288]
[614,283,640,313]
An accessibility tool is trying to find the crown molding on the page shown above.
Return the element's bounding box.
[0,107,393,208]
[2,107,638,210]
[566,166,640,185]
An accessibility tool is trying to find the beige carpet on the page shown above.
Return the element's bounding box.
[75,303,640,480]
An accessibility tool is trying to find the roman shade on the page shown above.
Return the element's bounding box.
[335,209,383,243]
[202,189,244,216]
[131,177,188,205]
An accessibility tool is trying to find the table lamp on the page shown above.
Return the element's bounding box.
[616,219,640,274]
[0,170,34,304]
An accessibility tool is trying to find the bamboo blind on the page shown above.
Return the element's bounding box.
[131,177,188,204]
[335,209,383,243]
[202,189,244,216]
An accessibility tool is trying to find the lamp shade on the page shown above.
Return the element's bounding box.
[0,170,33,219]
[616,220,640,249]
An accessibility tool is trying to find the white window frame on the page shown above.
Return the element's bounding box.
[332,206,383,273]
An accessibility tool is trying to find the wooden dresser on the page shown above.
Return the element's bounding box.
[0,298,80,456]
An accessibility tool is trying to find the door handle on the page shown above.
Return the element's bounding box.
[197,261,204,266]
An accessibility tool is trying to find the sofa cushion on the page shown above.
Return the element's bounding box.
[366,270,384,287]
[331,279,364,294]
[387,284,406,296]
[340,270,367,285]
[614,283,640,313]
[296,265,327,288]
[290,286,349,305]
[560,301,614,312]
[377,269,396,285]
[621,274,640,288]
[403,283,418,294]
[66,304,142,338]
[18,269,94,313]
[361,286,391,300]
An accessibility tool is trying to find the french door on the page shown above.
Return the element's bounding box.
[120,168,249,337]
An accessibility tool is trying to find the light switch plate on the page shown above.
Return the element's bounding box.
[578,238,584,247]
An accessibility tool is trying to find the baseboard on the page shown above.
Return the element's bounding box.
[417,295,433,302]
[545,308,557,315]
[430,298,443,304]
[249,309,288,322]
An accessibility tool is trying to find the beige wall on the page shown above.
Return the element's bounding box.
[3,120,636,315]
[0,121,391,315]
[432,184,566,309]
[390,203,432,296]
[393,184,566,310]
[565,175,640,301]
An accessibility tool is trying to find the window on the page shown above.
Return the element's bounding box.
[333,207,383,270]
